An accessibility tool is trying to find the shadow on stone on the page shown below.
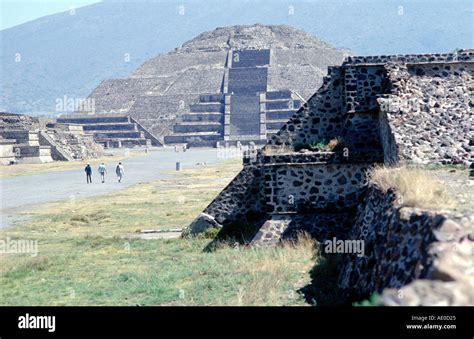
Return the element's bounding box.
[298,250,349,306]
[203,213,268,252]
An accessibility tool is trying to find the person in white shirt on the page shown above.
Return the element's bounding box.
[98,163,107,183]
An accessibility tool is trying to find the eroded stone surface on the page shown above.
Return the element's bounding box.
[378,280,474,306]
[338,184,474,305]
[184,50,474,306]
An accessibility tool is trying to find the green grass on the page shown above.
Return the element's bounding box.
[0,236,315,306]
[353,293,379,306]
[0,158,317,306]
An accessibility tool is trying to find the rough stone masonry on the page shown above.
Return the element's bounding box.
[184,49,474,305]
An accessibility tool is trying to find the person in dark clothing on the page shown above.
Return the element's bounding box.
[85,163,92,183]
[115,162,125,183]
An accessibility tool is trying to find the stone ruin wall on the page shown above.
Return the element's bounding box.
[378,62,473,165]
[188,165,266,232]
[264,65,345,149]
[186,50,473,304]
[266,50,473,165]
[262,157,369,214]
[338,184,474,305]
[189,50,473,232]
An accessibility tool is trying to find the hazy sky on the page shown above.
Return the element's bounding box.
[0,0,101,30]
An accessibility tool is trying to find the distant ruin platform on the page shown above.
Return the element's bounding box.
[57,114,162,148]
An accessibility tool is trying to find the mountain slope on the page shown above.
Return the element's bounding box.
[84,24,349,140]
[1,0,472,114]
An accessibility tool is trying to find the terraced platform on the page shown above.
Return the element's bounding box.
[57,115,161,148]
[165,49,302,146]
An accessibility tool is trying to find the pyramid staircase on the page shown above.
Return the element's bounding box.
[165,49,302,146]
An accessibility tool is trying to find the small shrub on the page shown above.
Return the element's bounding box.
[307,140,327,151]
[353,293,379,306]
[293,143,306,152]
[326,137,346,152]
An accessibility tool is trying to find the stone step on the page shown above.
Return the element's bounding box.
[183,113,223,123]
[265,90,293,100]
[82,123,138,131]
[169,131,221,136]
[250,212,354,246]
[266,121,287,131]
[198,94,225,103]
[164,132,222,144]
[173,123,223,133]
[265,119,290,123]
[266,100,301,111]
[95,138,150,148]
[93,131,145,138]
[176,122,222,126]
[265,111,295,120]
[189,103,224,113]
[57,116,130,124]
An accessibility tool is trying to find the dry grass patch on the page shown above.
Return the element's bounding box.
[262,145,294,155]
[325,137,346,152]
[0,156,317,306]
[6,158,242,239]
[369,166,457,209]
[212,234,316,305]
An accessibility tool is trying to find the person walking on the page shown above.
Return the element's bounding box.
[85,163,92,184]
[115,162,125,183]
[98,162,107,183]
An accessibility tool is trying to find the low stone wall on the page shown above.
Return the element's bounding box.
[185,165,266,234]
[185,151,376,245]
[338,184,474,305]
[345,51,473,65]
[263,161,369,213]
